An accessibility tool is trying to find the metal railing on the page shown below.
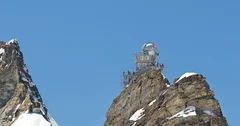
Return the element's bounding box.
[122,63,164,87]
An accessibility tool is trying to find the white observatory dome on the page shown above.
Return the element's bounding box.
[142,42,159,55]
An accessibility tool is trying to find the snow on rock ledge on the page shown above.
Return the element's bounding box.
[129,108,145,121]
[148,99,156,106]
[167,106,197,119]
[166,106,216,120]
[0,48,5,62]
[175,72,197,83]
[0,48,5,54]
[6,39,18,45]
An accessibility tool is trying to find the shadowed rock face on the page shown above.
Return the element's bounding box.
[0,42,19,108]
[104,69,228,126]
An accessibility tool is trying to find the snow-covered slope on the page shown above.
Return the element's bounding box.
[12,111,51,126]
[11,111,58,126]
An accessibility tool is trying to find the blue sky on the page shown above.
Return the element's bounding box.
[1,0,239,125]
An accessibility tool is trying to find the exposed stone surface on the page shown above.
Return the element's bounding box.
[104,69,228,126]
[0,40,57,126]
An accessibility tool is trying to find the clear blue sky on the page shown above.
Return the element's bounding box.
[1,0,239,125]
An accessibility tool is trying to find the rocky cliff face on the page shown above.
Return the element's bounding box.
[104,69,228,126]
[0,39,58,126]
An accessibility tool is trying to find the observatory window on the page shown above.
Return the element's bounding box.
[149,51,155,55]
[146,56,149,60]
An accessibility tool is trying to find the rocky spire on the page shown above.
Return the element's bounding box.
[104,69,228,126]
[0,39,58,126]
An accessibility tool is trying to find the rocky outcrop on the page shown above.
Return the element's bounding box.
[0,39,57,126]
[104,69,228,126]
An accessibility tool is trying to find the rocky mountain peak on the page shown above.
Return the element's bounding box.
[0,39,58,126]
[104,69,228,126]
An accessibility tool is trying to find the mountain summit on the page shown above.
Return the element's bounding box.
[104,69,228,126]
[104,42,227,126]
[0,39,58,126]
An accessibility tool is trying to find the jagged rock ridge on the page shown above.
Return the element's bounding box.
[0,39,58,126]
[104,69,228,126]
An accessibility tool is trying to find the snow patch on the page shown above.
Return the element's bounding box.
[148,99,156,106]
[23,65,28,73]
[0,48,5,62]
[12,104,22,121]
[162,90,167,95]
[175,72,197,83]
[204,110,215,116]
[161,73,166,79]
[15,104,21,111]
[5,64,10,68]
[12,112,51,126]
[129,108,145,121]
[132,122,137,126]
[0,48,5,54]
[167,106,197,119]
[6,39,17,45]
[21,77,29,82]
[161,73,170,87]
[30,82,36,87]
[166,83,170,87]
[22,99,26,105]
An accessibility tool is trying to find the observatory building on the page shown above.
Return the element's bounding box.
[122,42,164,87]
